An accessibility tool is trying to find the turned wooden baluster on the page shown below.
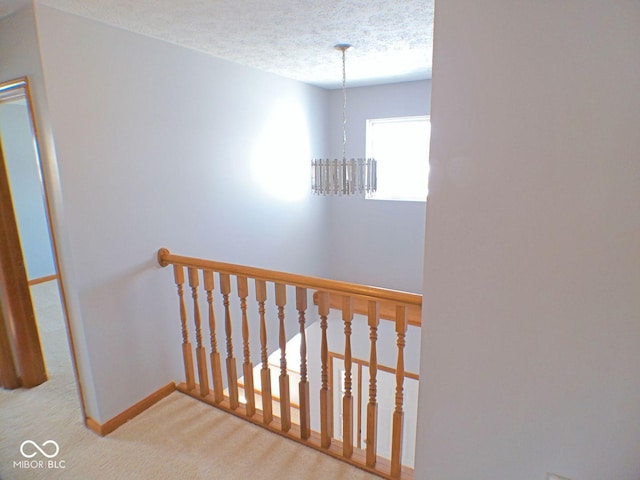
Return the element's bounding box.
[220,273,239,410]
[342,295,354,458]
[275,283,291,432]
[203,270,224,404]
[188,268,210,397]
[237,276,256,417]
[357,362,363,449]
[173,265,195,390]
[390,305,408,478]
[256,279,273,424]
[318,291,332,448]
[366,300,380,467]
[296,287,311,440]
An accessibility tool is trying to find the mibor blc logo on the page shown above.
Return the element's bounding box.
[14,440,66,470]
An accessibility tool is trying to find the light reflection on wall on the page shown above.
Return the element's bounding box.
[251,99,311,202]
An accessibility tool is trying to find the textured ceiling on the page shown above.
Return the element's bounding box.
[0,0,29,18]
[30,0,433,89]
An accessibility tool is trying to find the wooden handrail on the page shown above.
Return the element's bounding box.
[158,248,422,307]
[312,292,422,327]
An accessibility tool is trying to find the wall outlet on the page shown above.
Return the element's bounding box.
[547,474,572,480]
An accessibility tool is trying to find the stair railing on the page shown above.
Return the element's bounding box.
[158,248,422,479]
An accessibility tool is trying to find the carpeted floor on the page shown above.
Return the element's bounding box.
[0,281,377,480]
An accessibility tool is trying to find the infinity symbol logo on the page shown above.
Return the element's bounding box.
[20,440,60,459]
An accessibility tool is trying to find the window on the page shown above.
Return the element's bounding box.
[365,115,430,202]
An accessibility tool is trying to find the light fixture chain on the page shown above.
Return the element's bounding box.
[342,47,347,161]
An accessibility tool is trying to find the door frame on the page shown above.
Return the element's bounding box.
[0,77,87,419]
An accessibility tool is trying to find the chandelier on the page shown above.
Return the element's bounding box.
[311,44,377,196]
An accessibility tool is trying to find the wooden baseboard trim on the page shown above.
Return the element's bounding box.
[85,382,176,436]
[28,274,58,286]
[85,416,102,435]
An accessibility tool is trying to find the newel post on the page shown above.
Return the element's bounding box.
[157,247,170,267]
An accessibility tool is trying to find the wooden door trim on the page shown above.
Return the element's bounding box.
[0,298,20,389]
[0,135,47,387]
[0,76,90,422]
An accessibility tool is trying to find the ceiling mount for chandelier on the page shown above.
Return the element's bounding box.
[311,44,377,196]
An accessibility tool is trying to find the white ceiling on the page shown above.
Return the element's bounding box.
[5,0,434,89]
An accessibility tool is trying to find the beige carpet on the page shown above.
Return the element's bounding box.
[0,281,377,480]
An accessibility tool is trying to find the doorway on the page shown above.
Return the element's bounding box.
[0,77,85,417]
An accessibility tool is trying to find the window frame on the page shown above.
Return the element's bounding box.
[365,114,431,202]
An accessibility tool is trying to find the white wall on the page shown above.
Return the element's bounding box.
[34,5,329,422]
[417,1,640,479]
[326,81,430,293]
[0,102,55,279]
[0,4,100,421]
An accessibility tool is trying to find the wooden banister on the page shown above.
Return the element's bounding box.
[188,267,209,397]
[220,272,239,410]
[318,290,332,449]
[238,275,256,417]
[158,248,421,480]
[312,291,422,327]
[342,296,354,459]
[173,265,195,391]
[158,248,421,307]
[296,286,311,440]
[391,306,408,478]
[203,270,224,404]
[256,279,273,424]
[366,300,380,467]
[275,282,291,432]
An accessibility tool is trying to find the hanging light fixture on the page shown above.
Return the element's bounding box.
[311,44,377,196]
